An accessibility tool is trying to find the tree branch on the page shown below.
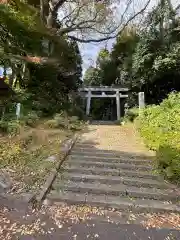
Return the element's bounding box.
[67,0,151,43]
[63,0,89,26]
[175,4,180,12]
[53,0,67,14]
[58,4,102,35]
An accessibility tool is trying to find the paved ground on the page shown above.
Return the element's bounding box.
[1,197,180,240]
[79,123,150,154]
[1,123,180,239]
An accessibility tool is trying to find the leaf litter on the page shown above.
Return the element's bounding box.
[1,203,180,239]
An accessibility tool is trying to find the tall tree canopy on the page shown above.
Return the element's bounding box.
[2,0,178,117]
[0,0,84,115]
[83,0,180,111]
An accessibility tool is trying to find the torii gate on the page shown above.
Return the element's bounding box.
[78,86,128,120]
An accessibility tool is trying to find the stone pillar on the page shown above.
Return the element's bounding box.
[138,92,145,109]
[116,91,120,120]
[86,90,91,116]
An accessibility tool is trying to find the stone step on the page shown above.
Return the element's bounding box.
[73,146,150,156]
[72,147,128,156]
[61,173,169,189]
[68,155,151,165]
[47,191,180,213]
[71,148,153,160]
[71,150,126,158]
[65,159,152,171]
[63,165,160,180]
[53,181,180,202]
[74,143,97,148]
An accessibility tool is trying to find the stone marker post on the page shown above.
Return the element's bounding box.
[116,90,120,121]
[86,90,91,116]
[138,92,145,109]
[16,103,21,120]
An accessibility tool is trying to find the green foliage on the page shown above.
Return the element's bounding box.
[0,123,71,191]
[0,1,83,119]
[0,120,21,135]
[137,92,180,181]
[124,108,139,122]
[44,119,59,129]
[22,111,39,127]
[96,48,110,67]
[83,1,180,109]
[83,67,101,86]
[0,120,8,133]
[44,112,83,131]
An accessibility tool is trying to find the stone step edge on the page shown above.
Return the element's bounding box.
[63,166,160,180]
[53,182,180,201]
[72,148,152,158]
[74,144,154,159]
[69,155,152,164]
[66,160,152,170]
[62,173,168,189]
[71,150,143,157]
[47,192,180,213]
[71,150,154,160]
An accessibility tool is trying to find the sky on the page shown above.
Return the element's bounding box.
[79,39,114,76]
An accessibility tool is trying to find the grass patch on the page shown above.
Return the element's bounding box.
[0,123,74,194]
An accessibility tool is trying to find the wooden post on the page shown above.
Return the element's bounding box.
[116,91,120,120]
[86,90,91,116]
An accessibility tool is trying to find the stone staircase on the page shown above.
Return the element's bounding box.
[47,140,180,213]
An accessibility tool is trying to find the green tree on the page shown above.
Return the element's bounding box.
[83,66,101,86]
[130,0,180,104]
[0,1,83,115]
[0,0,160,117]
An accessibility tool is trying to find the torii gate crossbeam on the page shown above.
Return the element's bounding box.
[78,86,128,120]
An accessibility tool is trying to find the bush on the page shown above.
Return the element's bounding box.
[0,120,21,135]
[44,119,59,128]
[54,113,69,128]
[22,111,39,127]
[44,112,83,131]
[137,92,180,181]
[69,116,79,123]
[124,108,139,122]
[0,120,8,133]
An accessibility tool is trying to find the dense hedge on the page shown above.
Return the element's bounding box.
[137,92,180,181]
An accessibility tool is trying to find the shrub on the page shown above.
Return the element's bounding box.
[22,111,39,127]
[0,120,21,135]
[69,116,79,123]
[54,113,69,128]
[124,107,139,122]
[44,112,83,131]
[137,92,180,181]
[44,119,59,128]
[0,120,8,133]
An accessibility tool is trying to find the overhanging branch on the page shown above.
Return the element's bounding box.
[53,0,67,14]
[67,0,151,43]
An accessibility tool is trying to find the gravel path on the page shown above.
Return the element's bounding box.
[80,123,154,155]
